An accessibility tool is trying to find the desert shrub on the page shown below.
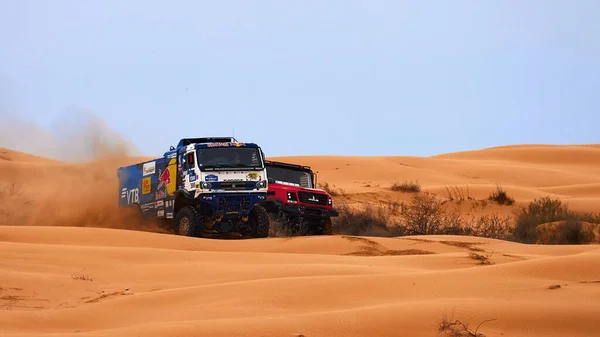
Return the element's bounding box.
[400,192,444,235]
[401,192,465,235]
[333,203,404,236]
[512,197,572,243]
[512,196,600,244]
[318,182,343,196]
[556,220,595,244]
[467,214,513,240]
[488,184,514,205]
[334,191,598,244]
[536,220,596,245]
[391,180,421,193]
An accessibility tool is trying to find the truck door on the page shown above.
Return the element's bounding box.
[177,151,185,190]
[177,149,196,190]
[183,149,197,190]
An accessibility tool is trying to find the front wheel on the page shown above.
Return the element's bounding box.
[321,217,333,235]
[174,206,203,237]
[249,205,270,238]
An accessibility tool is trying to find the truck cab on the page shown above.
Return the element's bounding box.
[118,137,271,238]
[259,160,338,235]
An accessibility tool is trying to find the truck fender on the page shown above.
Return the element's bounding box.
[258,198,284,214]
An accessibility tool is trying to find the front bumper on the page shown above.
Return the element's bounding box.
[198,192,267,216]
[279,203,339,218]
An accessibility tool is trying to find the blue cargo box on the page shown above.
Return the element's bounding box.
[117,154,177,219]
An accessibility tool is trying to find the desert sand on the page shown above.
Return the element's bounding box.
[1,144,600,337]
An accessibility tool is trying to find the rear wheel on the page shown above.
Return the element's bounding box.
[249,205,270,238]
[174,206,203,237]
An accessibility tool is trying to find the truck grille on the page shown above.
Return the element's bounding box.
[213,181,254,191]
[217,196,251,214]
[304,208,323,217]
[297,191,328,205]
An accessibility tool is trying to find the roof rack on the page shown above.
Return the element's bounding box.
[264,159,311,171]
[176,137,239,148]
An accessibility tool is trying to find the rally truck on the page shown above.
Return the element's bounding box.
[117,137,270,238]
[258,160,338,235]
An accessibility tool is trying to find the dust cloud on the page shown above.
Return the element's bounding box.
[0,108,169,234]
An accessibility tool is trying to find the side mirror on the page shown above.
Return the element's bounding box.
[268,178,275,184]
[170,146,175,151]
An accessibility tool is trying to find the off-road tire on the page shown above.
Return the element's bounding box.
[174,206,202,237]
[250,205,270,238]
[268,214,281,237]
[322,217,333,235]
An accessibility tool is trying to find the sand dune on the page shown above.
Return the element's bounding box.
[276,144,600,213]
[1,144,600,336]
[1,227,599,337]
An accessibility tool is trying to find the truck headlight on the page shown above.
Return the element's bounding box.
[201,182,211,189]
[287,191,298,203]
[256,180,266,188]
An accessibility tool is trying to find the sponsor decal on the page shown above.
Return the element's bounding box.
[157,158,177,197]
[206,142,246,147]
[206,142,229,147]
[189,174,197,182]
[155,190,167,199]
[205,174,218,182]
[246,172,261,181]
[158,168,171,190]
[308,195,319,202]
[120,188,127,199]
[143,161,156,176]
[157,210,164,217]
[166,212,173,218]
[142,177,151,194]
[141,203,153,211]
[156,200,164,207]
[125,188,139,204]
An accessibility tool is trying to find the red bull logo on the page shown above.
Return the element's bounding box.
[158,168,171,190]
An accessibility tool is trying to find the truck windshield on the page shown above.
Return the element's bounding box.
[266,166,313,188]
[196,147,263,170]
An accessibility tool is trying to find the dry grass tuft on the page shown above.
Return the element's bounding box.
[488,184,515,205]
[468,251,495,265]
[391,180,421,193]
[438,311,497,337]
[71,274,93,281]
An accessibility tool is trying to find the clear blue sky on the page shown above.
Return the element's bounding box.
[1,1,598,160]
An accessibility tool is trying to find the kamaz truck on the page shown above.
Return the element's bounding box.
[258,160,338,235]
[117,137,270,238]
